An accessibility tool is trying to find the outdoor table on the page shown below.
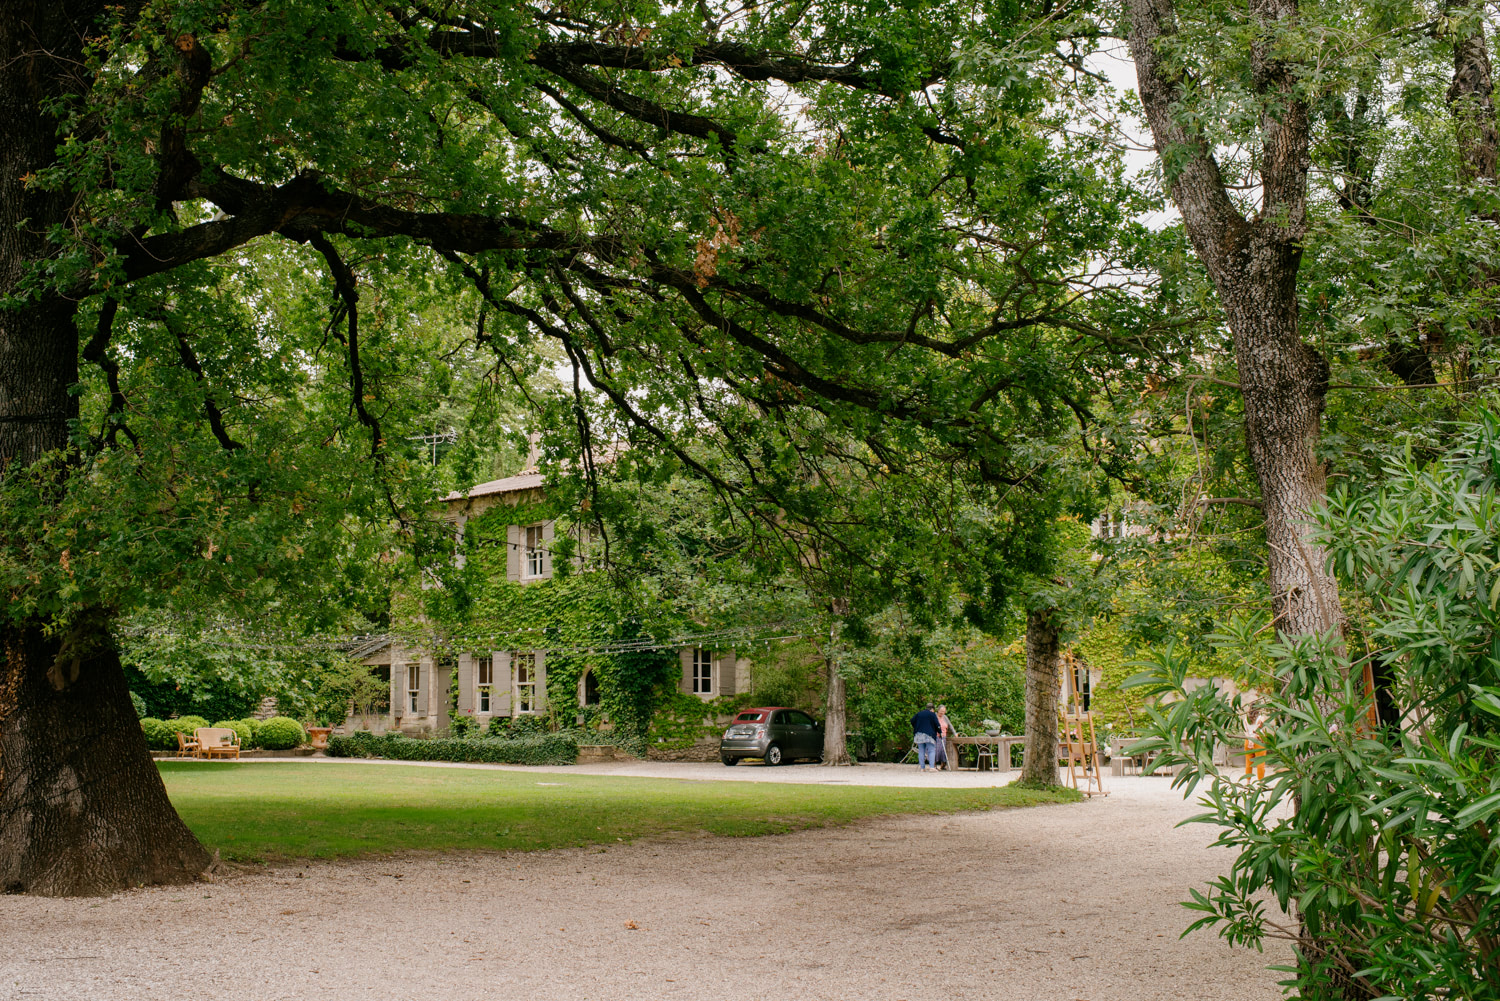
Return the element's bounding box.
[949,734,1025,772]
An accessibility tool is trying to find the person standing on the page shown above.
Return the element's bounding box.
[935,704,953,770]
[911,703,941,772]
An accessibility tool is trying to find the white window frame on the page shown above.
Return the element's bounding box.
[476,654,493,713]
[406,662,421,713]
[692,648,714,696]
[524,524,548,578]
[514,652,537,714]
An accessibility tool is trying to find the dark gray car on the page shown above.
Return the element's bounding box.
[719,706,824,765]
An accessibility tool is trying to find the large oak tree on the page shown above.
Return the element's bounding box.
[3,0,1165,893]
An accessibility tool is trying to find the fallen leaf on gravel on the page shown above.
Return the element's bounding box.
[624,920,639,929]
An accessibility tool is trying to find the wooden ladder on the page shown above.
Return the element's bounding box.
[1060,652,1107,797]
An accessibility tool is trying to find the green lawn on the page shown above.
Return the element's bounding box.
[160,761,1080,861]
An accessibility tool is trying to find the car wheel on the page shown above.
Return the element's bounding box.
[721,755,738,766]
[764,743,783,766]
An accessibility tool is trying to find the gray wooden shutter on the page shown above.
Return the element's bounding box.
[506,524,522,581]
[457,654,474,715]
[392,660,406,718]
[541,520,555,578]
[534,650,547,712]
[680,648,693,694]
[494,650,513,717]
[720,649,736,697]
[419,657,432,717]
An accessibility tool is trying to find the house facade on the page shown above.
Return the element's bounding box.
[351,465,753,734]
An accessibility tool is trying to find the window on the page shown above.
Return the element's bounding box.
[514,652,537,713]
[1072,666,1092,712]
[786,710,815,727]
[476,655,493,713]
[524,524,548,577]
[735,711,765,723]
[692,648,714,695]
[406,662,421,713]
[581,669,600,707]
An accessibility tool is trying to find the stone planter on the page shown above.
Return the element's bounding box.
[307,726,333,749]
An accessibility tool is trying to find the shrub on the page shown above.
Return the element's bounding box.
[326,731,577,766]
[213,719,254,747]
[139,717,175,750]
[129,691,147,719]
[448,714,478,738]
[170,715,211,738]
[238,718,262,748]
[256,716,306,750]
[1128,417,1500,1000]
[487,714,549,739]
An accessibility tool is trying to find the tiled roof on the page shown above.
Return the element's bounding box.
[439,469,544,503]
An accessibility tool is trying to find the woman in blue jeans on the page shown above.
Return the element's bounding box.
[911,703,941,772]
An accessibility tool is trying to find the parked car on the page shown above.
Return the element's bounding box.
[719,707,824,765]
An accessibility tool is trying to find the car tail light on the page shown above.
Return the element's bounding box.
[755,726,766,738]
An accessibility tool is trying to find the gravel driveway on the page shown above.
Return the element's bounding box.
[0,767,1287,1000]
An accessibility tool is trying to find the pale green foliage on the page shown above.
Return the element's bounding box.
[1127,414,1500,1000]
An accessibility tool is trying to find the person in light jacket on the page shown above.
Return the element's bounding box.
[935,704,953,770]
[911,703,941,772]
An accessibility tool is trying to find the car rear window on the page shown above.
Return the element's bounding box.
[735,712,765,722]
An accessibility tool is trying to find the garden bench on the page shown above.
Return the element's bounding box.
[194,727,240,760]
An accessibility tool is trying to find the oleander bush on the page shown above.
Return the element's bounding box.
[1127,417,1500,1001]
[326,730,578,766]
[256,716,306,750]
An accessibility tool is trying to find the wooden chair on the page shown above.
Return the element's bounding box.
[175,731,199,758]
[195,727,240,760]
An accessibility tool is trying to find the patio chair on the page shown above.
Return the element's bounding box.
[194,727,240,760]
[175,731,198,758]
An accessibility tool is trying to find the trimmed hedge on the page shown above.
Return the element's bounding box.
[139,717,175,750]
[327,730,578,766]
[256,716,306,750]
[213,719,254,748]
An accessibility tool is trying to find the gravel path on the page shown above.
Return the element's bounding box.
[0,769,1287,1000]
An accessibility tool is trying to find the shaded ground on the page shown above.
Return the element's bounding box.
[0,770,1287,1000]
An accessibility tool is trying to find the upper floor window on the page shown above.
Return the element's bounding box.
[692,648,714,695]
[524,524,548,578]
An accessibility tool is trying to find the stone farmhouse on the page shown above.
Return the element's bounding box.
[349,462,755,734]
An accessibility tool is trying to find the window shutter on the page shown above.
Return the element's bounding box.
[392,660,406,718]
[419,657,432,717]
[457,654,474,714]
[506,524,522,581]
[541,521,555,578]
[493,650,512,717]
[534,650,547,712]
[720,649,737,696]
[679,648,693,694]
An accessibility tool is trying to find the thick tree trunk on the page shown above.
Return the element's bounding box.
[1447,0,1499,187]
[2,0,212,895]
[1020,606,1061,787]
[1,619,211,895]
[1218,265,1343,637]
[821,662,852,765]
[1128,0,1344,640]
